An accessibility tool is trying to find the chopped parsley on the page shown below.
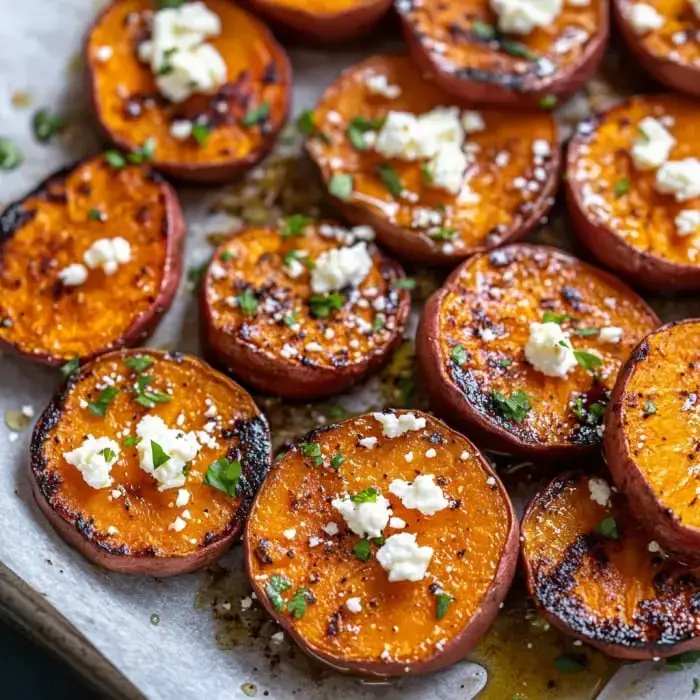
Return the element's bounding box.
[242,101,270,127]
[284,249,313,270]
[346,115,384,150]
[554,654,587,673]
[150,440,170,469]
[472,20,497,40]
[204,457,242,497]
[328,173,353,201]
[87,387,119,418]
[502,40,537,61]
[156,47,176,76]
[296,109,330,143]
[281,214,312,239]
[60,356,80,379]
[540,95,557,110]
[237,289,259,316]
[595,516,619,540]
[192,122,212,147]
[371,315,385,333]
[693,677,700,693]
[572,396,607,426]
[429,228,457,241]
[300,442,323,466]
[451,344,467,365]
[157,0,186,8]
[87,208,106,222]
[436,593,453,621]
[498,357,512,368]
[0,138,23,170]
[353,539,372,561]
[283,310,299,328]
[265,574,292,612]
[330,452,345,470]
[350,487,378,503]
[287,588,312,619]
[220,251,235,262]
[99,447,116,462]
[542,311,572,324]
[310,292,343,318]
[420,162,433,184]
[393,277,416,290]
[491,389,532,423]
[104,150,126,169]
[377,163,403,197]
[573,349,603,372]
[573,327,599,337]
[644,398,657,415]
[124,436,140,447]
[133,374,172,408]
[124,355,155,373]
[614,178,630,197]
[32,109,66,143]
[128,137,156,164]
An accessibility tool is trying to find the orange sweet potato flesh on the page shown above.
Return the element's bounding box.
[606,320,700,555]
[567,95,700,290]
[522,470,700,659]
[0,155,183,367]
[30,349,271,575]
[200,222,411,400]
[307,54,559,266]
[614,0,700,97]
[416,244,659,459]
[245,410,519,676]
[86,0,291,183]
[246,0,392,42]
[398,0,608,105]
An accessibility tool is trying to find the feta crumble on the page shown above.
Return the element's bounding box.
[490,0,563,35]
[376,533,434,582]
[175,488,191,507]
[63,436,120,489]
[332,492,391,538]
[631,117,676,171]
[358,436,378,449]
[84,237,132,275]
[310,242,372,294]
[461,111,486,134]
[626,3,664,34]
[389,475,449,516]
[58,263,88,287]
[365,73,401,99]
[524,321,578,378]
[588,477,612,508]
[372,411,426,438]
[655,159,700,202]
[599,326,623,343]
[346,597,363,613]
[676,210,700,236]
[170,119,193,140]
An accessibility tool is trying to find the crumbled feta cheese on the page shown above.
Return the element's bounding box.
[58,263,88,287]
[374,111,423,161]
[359,436,377,449]
[181,509,192,520]
[365,73,401,99]
[525,321,578,378]
[95,46,113,62]
[170,119,193,140]
[490,0,563,35]
[599,326,623,343]
[106,525,119,536]
[655,159,700,202]
[305,342,323,353]
[310,242,372,294]
[332,492,391,538]
[308,536,323,548]
[376,533,434,582]
[389,475,449,516]
[626,3,664,35]
[84,237,131,275]
[322,522,339,536]
[389,516,406,529]
[284,254,306,279]
[175,488,191,507]
[135,415,201,491]
[676,209,700,236]
[404,451,414,463]
[588,477,612,508]
[346,597,363,613]
[283,527,296,540]
[425,448,437,459]
[631,117,676,171]
[281,344,297,359]
[169,517,187,532]
[63,436,119,489]
[533,139,551,158]
[461,111,485,134]
[648,540,661,553]
[425,142,468,195]
[372,411,426,438]
[460,451,470,461]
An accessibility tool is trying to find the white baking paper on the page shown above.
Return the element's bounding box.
[2,1,700,698]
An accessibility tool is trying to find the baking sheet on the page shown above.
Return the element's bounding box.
[2,1,700,698]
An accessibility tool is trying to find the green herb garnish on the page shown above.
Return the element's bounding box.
[128,137,156,164]
[87,387,119,418]
[353,539,372,561]
[124,356,154,373]
[242,101,270,127]
[351,487,378,503]
[542,311,572,324]
[574,349,603,372]
[573,328,599,337]
[502,40,537,61]
[377,163,403,197]
[540,95,557,110]
[331,453,345,470]
[393,278,416,290]
[595,516,619,540]
[192,122,212,147]
[32,109,66,143]
[310,292,344,318]
[151,440,170,469]
[284,310,299,328]
[265,575,292,611]
[451,344,467,365]
[644,398,657,415]
[614,179,630,197]
[0,138,23,170]
[429,228,457,241]
[124,436,140,447]
[87,208,106,222]
[237,289,259,316]
[99,447,116,462]
[204,457,242,497]
[436,593,453,621]
[472,20,497,40]
[300,442,323,466]
[60,356,80,379]
[346,116,384,150]
[133,374,172,408]
[281,214,312,239]
[328,173,354,201]
[104,150,126,169]
[287,589,311,619]
[491,389,532,423]
[371,315,385,333]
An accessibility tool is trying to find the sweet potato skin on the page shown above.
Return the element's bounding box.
[567,95,700,291]
[0,156,184,367]
[245,410,519,676]
[613,0,700,98]
[605,320,700,555]
[397,0,608,106]
[200,224,411,400]
[29,349,272,575]
[245,0,392,43]
[416,244,659,459]
[307,54,559,266]
[522,470,700,659]
[85,0,292,183]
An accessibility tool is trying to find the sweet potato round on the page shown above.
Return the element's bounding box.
[200,221,411,400]
[522,470,700,659]
[30,349,272,576]
[397,0,608,107]
[245,409,519,676]
[614,0,700,97]
[416,244,659,459]
[86,0,291,183]
[306,54,559,266]
[245,0,392,42]
[567,95,700,291]
[605,320,700,555]
[0,155,184,367]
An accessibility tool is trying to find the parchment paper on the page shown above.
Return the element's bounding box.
[2,1,700,698]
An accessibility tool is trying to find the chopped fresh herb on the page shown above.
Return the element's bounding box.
[472,19,497,39]
[451,344,467,365]
[573,396,607,426]
[0,138,23,170]
[157,0,186,8]
[377,163,403,196]
[573,327,599,337]
[283,249,313,270]
[282,214,312,239]
[420,162,433,184]
[371,315,385,333]
[296,109,316,136]
[284,310,299,328]
[87,208,105,222]
[242,101,270,127]
[492,389,532,423]
[614,178,630,197]
[393,277,416,290]
[220,251,235,262]
[287,588,311,619]
[310,292,344,318]
[124,355,154,373]
[542,311,572,324]
[351,487,378,503]
[237,289,259,316]
[349,115,385,130]
[331,452,345,470]
[353,539,372,561]
[436,593,453,621]
[554,654,587,673]
[128,137,156,164]
[99,447,116,462]
[87,387,119,418]
[644,398,657,415]
[502,40,537,61]
[328,173,354,201]
[300,442,323,466]
[346,116,384,150]
[192,122,212,147]
[666,651,700,670]
[540,95,558,110]
[204,457,242,497]
[60,356,80,379]
[133,374,172,408]
[498,358,512,368]
[265,575,292,611]
[187,261,209,289]
[124,436,140,447]
[693,677,700,694]
[574,349,603,372]
[429,228,457,241]
[156,47,177,76]
[104,150,126,169]
[32,109,66,143]
[151,440,171,469]
[595,516,619,540]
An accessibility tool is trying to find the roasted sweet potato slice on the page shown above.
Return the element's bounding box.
[416,244,659,459]
[567,95,700,290]
[606,320,700,555]
[245,409,518,676]
[614,0,700,97]
[200,221,411,400]
[0,155,183,367]
[522,470,700,659]
[30,349,271,575]
[246,0,392,42]
[397,0,608,106]
[86,0,291,183]
[306,54,559,266]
